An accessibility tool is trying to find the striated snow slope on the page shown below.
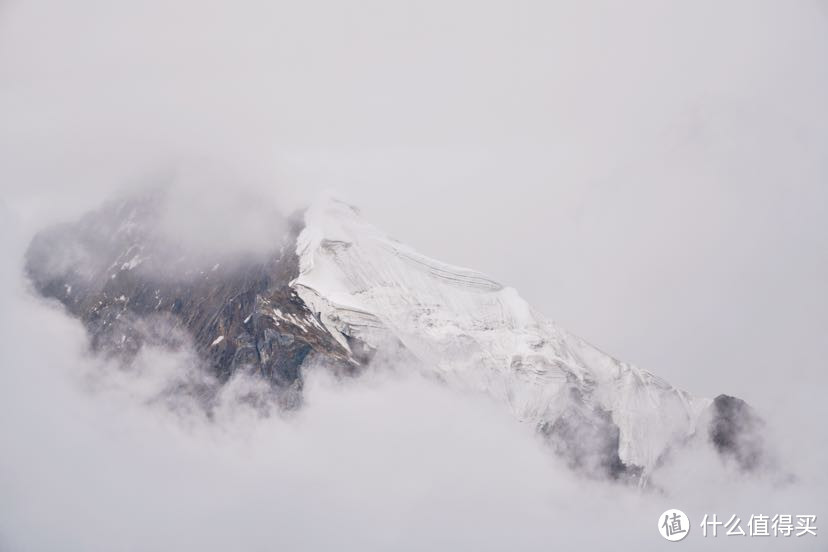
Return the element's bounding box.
[292,198,711,477]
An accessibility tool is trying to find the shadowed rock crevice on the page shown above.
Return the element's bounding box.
[541,406,644,482]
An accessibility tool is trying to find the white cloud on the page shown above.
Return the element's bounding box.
[0,1,826,549]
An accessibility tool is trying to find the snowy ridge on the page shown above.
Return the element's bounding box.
[292,198,711,475]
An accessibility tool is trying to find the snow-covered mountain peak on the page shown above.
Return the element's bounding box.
[292,197,720,478]
[25,193,764,482]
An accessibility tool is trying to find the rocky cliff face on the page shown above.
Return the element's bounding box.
[25,191,765,482]
[25,193,364,409]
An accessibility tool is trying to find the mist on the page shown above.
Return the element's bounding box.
[1,0,826,550]
[1,241,824,550]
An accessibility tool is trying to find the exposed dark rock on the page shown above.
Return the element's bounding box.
[539,387,644,482]
[24,193,368,407]
[709,394,766,471]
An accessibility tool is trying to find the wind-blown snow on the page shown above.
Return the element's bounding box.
[292,198,710,475]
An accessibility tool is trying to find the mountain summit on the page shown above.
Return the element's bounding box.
[25,192,764,483]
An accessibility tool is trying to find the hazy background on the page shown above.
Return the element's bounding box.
[0,0,826,550]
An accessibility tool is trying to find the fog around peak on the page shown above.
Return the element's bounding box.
[0,0,826,550]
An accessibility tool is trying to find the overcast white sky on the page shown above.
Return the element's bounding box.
[2,0,826,404]
[0,1,826,550]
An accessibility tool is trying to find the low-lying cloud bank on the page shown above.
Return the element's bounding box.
[0,0,826,549]
[0,217,824,551]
